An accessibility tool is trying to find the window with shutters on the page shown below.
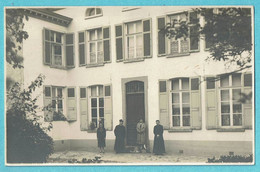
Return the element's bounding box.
[218,73,252,128]
[85,8,103,19]
[170,77,200,128]
[116,18,151,62]
[43,29,74,69]
[89,85,104,128]
[83,27,110,66]
[157,11,199,57]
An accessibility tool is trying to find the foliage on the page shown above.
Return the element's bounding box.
[208,154,253,163]
[53,111,67,121]
[163,7,252,69]
[6,9,29,69]
[6,74,54,163]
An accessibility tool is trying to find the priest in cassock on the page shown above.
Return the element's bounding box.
[153,120,165,155]
[114,119,126,153]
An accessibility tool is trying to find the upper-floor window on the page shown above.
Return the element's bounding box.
[157,11,199,57]
[115,19,152,62]
[43,29,75,69]
[85,8,103,19]
[78,26,111,66]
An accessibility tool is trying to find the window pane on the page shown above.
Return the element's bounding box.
[172,105,180,115]
[158,17,165,29]
[79,32,85,43]
[52,87,56,98]
[221,90,229,101]
[143,33,150,56]
[103,27,109,39]
[136,21,142,33]
[45,87,51,97]
[98,86,103,96]
[179,13,187,22]
[91,109,97,117]
[105,86,111,96]
[182,78,189,90]
[45,29,50,41]
[220,75,229,87]
[103,40,110,62]
[183,116,190,126]
[173,116,180,126]
[127,22,134,34]
[180,39,189,53]
[191,78,199,90]
[97,28,102,40]
[56,32,62,43]
[57,88,62,97]
[58,100,63,109]
[116,38,123,60]
[90,42,96,52]
[171,79,179,90]
[143,20,150,32]
[89,30,96,41]
[136,34,143,57]
[66,46,74,66]
[99,98,104,107]
[50,31,55,41]
[67,88,75,97]
[54,45,62,55]
[233,89,241,101]
[96,8,101,15]
[233,114,242,126]
[244,74,252,86]
[233,103,242,113]
[172,93,179,103]
[182,92,190,103]
[91,98,97,107]
[45,42,51,64]
[232,73,241,86]
[159,81,166,93]
[182,104,190,115]
[99,108,104,117]
[170,40,179,54]
[89,8,95,16]
[91,118,97,128]
[127,36,134,59]
[158,31,166,54]
[221,102,230,113]
[52,100,56,109]
[116,25,122,37]
[79,44,85,65]
[80,88,86,98]
[66,34,73,44]
[206,77,215,89]
[221,115,230,126]
[91,86,97,97]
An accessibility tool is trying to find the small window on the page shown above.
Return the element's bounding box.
[191,78,199,90]
[68,88,75,97]
[80,88,86,98]
[244,74,252,86]
[206,77,215,89]
[159,81,167,93]
[85,8,103,19]
[45,87,51,97]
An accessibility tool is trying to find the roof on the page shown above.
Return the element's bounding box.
[23,8,72,27]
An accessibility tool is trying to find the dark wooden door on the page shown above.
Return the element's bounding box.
[126,93,145,145]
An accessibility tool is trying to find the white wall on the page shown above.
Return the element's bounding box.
[22,7,253,143]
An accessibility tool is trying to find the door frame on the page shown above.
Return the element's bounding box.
[121,76,149,146]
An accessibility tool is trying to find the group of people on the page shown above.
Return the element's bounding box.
[96,119,165,155]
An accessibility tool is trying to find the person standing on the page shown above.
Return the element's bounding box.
[97,122,106,153]
[114,119,126,153]
[153,120,165,155]
[136,118,146,152]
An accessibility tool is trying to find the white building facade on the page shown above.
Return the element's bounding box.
[18,7,253,155]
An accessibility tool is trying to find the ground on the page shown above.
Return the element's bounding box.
[47,150,210,164]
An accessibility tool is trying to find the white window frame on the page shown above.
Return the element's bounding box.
[218,74,244,128]
[50,86,66,120]
[85,8,103,19]
[88,85,105,128]
[170,78,191,128]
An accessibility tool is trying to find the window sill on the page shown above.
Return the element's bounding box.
[166,53,190,58]
[86,63,105,68]
[168,128,193,132]
[217,128,245,132]
[85,14,103,20]
[123,58,145,63]
[49,65,68,70]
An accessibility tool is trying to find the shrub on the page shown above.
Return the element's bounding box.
[208,154,253,163]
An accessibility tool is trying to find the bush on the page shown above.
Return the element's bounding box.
[208,154,253,163]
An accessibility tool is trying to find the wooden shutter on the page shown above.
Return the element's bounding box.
[159,80,170,129]
[243,87,253,129]
[78,31,86,66]
[43,86,53,122]
[189,11,199,52]
[115,24,124,61]
[205,77,218,129]
[190,77,201,129]
[143,19,152,57]
[157,16,166,56]
[67,87,77,121]
[103,27,111,62]
[43,29,51,65]
[80,87,88,130]
[65,33,75,68]
[104,84,113,130]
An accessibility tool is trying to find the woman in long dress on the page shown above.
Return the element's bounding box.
[153,120,165,155]
[97,122,106,153]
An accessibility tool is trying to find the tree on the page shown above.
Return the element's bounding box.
[163,7,252,70]
[6,9,54,163]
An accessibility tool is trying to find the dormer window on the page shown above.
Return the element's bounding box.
[85,8,103,19]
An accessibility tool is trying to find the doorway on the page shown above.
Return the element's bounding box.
[126,81,145,146]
